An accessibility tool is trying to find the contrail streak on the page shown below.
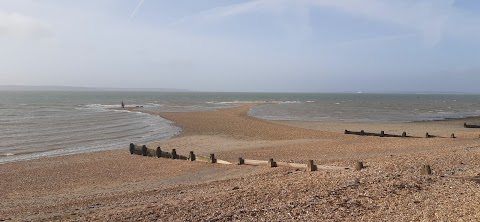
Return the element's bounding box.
[129,0,145,21]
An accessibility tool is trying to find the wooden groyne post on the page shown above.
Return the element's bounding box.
[238,157,245,165]
[421,165,432,175]
[355,161,364,171]
[307,160,317,172]
[210,154,217,164]
[189,151,196,161]
[171,149,178,159]
[129,143,153,156]
[268,158,277,167]
[129,143,135,154]
[156,147,162,158]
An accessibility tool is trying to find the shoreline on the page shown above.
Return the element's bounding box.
[2,103,480,165]
[1,103,480,221]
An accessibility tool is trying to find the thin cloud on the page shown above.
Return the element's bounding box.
[309,0,455,46]
[324,34,417,49]
[0,12,52,39]
[168,0,479,46]
[168,0,267,27]
[129,0,145,21]
[168,0,312,39]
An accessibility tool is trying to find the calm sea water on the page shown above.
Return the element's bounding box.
[1,91,480,163]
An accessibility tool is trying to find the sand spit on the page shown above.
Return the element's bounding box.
[1,104,480,221]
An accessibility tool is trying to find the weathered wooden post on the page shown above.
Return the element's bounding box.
[189,151,196,161]
[238,157,245,165]
[307,160,317,172]
[355,161,364,171]
[129,143,135,154]
[156,147,162,158]
[380,131,385,137]
[210,154,217,163]
[360,130,365,136]
[402,132,407,138]
[425,132,430,138]
[451,133,455,138]
[142,145,148,156]
[421,165,432,175]
[268,158,277,167]
[171,149,177,159]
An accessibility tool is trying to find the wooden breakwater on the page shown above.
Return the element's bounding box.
[464,123,480,128]
[128,143,452,175]
[129,144,188,160]
[128,144,478,184]
[129,143,351,170]
[345,130,463,139]
[237,158,352,171]
[345,124,480,137]
[344,130,409,138]
[129,143,231,164]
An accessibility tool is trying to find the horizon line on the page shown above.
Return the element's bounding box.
[1,85,480,95]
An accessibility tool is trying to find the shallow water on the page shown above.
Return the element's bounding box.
[0,91,182,163]
[1,91,480,163]
[249,93,480,122]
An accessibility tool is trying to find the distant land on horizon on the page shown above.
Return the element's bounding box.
[0,85,479,95]
[0,85,189,92]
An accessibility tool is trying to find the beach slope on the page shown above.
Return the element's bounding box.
[1,104,480,221]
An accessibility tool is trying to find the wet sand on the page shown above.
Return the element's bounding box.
[1,104,480,221]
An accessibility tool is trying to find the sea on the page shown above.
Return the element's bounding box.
[2,91,480,164]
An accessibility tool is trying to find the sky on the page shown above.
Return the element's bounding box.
[0,0,480,92]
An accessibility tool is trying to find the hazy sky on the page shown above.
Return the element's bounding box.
[1,0,480,92]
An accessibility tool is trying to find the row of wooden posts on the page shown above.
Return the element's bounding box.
[346,122,480,138]
[464,123,480,128]
[345,130,457,139]
[129,143,356,171]
[344,130,408,138]
[130,143,193,161]
[128,144,450,175]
